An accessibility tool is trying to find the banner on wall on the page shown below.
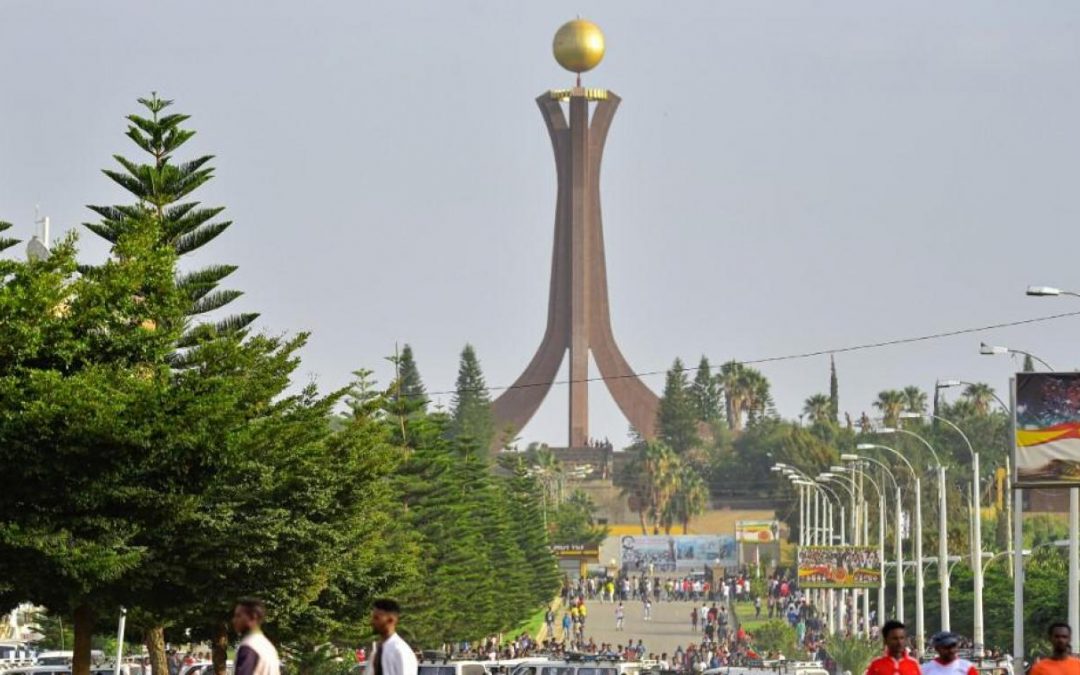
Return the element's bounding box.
[1015,372,1080,487]
[735,520,780,543]
[620,535,737,571]
[797,546,881,588]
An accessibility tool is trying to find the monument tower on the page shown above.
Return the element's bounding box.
[492,19,660,448]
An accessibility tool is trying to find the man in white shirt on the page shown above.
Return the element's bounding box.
[369,599,418,675]
[921,632,977,675]
[232,598,280,675]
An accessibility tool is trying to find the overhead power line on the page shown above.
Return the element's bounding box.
[423,309,1080,397]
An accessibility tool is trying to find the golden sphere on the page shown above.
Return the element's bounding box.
[553,19,605,73]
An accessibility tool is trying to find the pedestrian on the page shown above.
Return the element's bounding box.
[691,607,699,631]
[545,607,556,637]
[643,598,652,622]
[615,603,625,631]
[368,599,418,675]
[232,598,281,675]
[865,621,919,675]
[1030,623,1080,675]
[754,596,762,619]
[920,632,977,675]
[562,611,572,639]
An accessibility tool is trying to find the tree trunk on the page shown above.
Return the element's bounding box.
[145,625,167,675]
[682,520,689,535]
[212,623,229,675]
[638,511,647,535]
[72,605,95,675]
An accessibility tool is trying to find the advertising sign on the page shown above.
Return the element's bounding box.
[1015,372,1080,486]
[551,544,600,558]
[620,534,737,571]
[797,546,881,589]
[735,520,780,543]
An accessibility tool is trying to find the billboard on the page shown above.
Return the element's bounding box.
[551,544,600,558]
[736,520,781,543]
[797,546,881,589]
[620,534,737,571]
[1015,372,1080,486]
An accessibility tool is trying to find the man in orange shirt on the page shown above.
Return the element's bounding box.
[1030,623,1080,675]
[865,621,921,675]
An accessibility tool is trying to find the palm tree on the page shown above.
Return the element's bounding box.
[874,390,906,427]
[719,361,748,432]
[962,382,996,415]
[744,369,773,425]
[803,394,832,425]
[902,386,928,414]
[618,441,681,534]
[663,466,710,534]
[528,444,564,508]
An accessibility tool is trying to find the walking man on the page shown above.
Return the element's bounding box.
[615,603,625,631]
[369,599,418,675]
[920,632,977,675]
[1030,623,1080,675]
[865,621,920,675]
[232,598,281,675]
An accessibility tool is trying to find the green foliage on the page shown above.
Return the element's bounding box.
[690,356,722,423]
[550,490,609,546]
[391,344,427,410]
[393,418,556,646]
[449,343,494,451]
[657,358,700,454]
[0,220,18,253]
[750,619,796,655]
[824,634,879,675]
[82,93,256,341]
[719,361,773,432]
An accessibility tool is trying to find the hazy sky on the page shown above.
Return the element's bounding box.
[3,1,1079,447]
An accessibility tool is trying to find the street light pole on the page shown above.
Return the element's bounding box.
[892,419,951,634]
[860,443,921,644]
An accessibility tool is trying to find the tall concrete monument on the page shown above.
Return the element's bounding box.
[492,19,660,448]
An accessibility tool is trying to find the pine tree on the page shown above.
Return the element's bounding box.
[690,355,722,423]
[396,344,426,407]
[0,220,17,253]
[449,343,494,450]
[82,93,256,349]
[504,460,562,606]
[657,358,700,454]
[829,356,839,421]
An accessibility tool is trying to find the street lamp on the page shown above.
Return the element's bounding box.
[845,452,903,622]
[1026,284,1080,652]
[979,342,1055,371]
[836,464,885,632]
[892,416,952,635]
[860,440,926,654]
[900,410,982,651]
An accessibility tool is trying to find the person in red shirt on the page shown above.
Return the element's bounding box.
[866,621,921,675]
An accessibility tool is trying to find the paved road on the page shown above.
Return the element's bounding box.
[555,600,715,657]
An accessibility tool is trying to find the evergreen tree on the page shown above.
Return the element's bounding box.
[449,343,494,450]
[0,220,17,253]
[657,358,700,454]
[829,356,839,421]
[689,355,722,423]
[393,343,427,409]
[395,424,498,643]
[503,460,562,607]
[82,93,256,347]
